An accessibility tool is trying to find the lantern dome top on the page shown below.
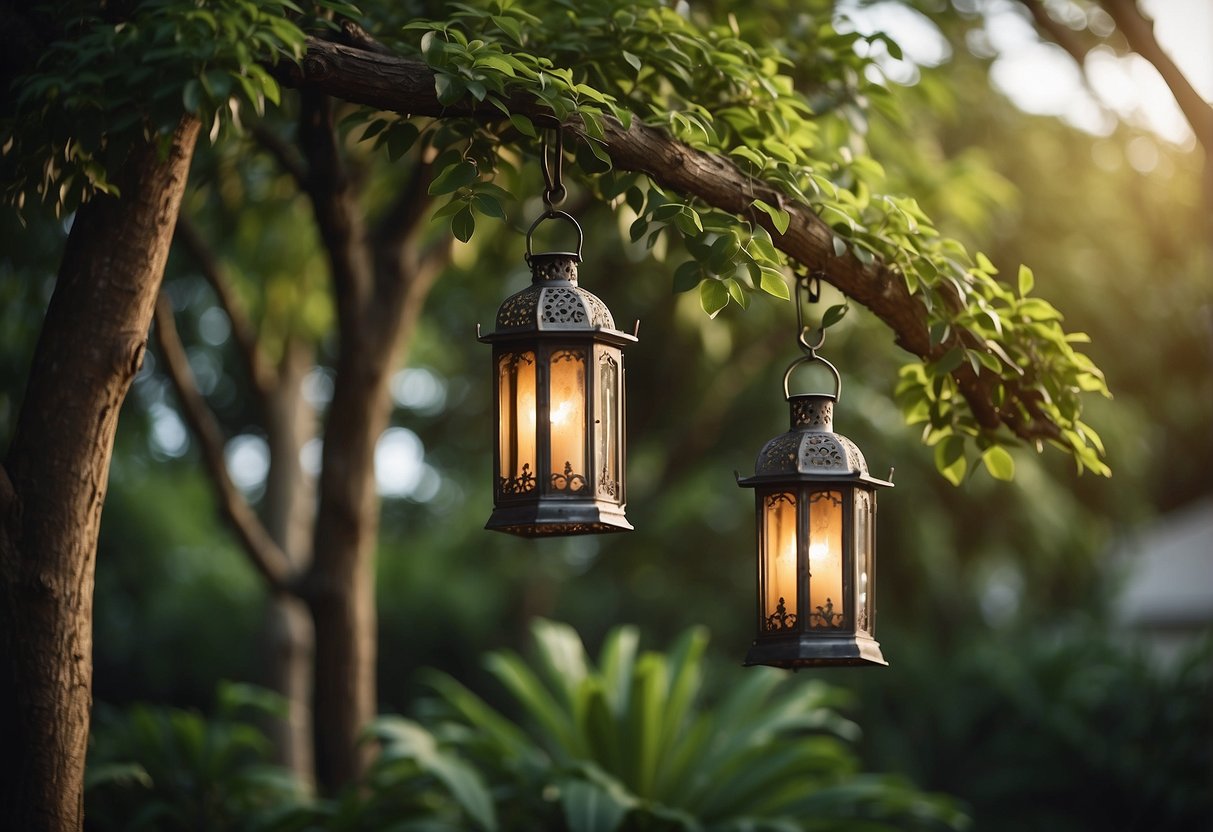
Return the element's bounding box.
[739,394,892,487]
[482,253,637,347]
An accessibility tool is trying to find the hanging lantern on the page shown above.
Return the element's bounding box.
[738,276,892,668]
[479,129,637,536]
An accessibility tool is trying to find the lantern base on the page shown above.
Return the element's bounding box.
[485,501,633,537]
[743,633,888,669]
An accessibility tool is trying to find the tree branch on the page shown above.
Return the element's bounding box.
[275,39,1060,444]
[297,90,375,333]
[174,216,275,401]
[152,292,295,592]
[1098,0,1213,151]
[1018,0,1096,67]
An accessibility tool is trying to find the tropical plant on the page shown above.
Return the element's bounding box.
[85,682,309,831]
[425,618,969,831]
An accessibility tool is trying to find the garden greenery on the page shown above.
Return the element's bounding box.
[1,0,1110,482]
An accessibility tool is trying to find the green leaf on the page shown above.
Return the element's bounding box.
[759,267,790,299]
[981,446,1015,481]
[509,113,537,137]
[386,123,420,161]
[934,435,967,486]
[975,251,998,274]
[821,303,848,330]
[429,160,479,195]
[752,199,790,235]
[1017,264,1035,297]
[931,347,965,377]
[622,51,642,73]
[699,279,729,317]
[560,779,629,832]
[673,261,702,293]
[451,207,476,242]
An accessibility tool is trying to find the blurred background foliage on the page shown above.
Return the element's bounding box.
[1,0,1210,829]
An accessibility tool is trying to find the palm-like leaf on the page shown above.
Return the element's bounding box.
[428,619,967,832]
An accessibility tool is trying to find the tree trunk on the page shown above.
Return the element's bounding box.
[0,116,199,831]
[259,341,317,785]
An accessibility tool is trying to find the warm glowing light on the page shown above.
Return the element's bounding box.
[808,540,828,564]
[498,352,537,487]
[550,398,574,426]
[763,493,798,625]
[548,350,585,485]
[808,491,843,627]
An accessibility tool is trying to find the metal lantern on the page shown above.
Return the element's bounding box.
[479,207,637,536]
[738,279,892,668]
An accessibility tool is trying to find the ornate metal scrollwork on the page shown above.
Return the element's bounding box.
[598,468,620,499]
[550,461,587,493]
[765,596,798,632]
[499,463,537,495]
[810,598,844,629]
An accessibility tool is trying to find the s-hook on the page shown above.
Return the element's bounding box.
[783,270,842,400]
[540,122,566,211]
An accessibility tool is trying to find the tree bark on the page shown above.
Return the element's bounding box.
[0,115,199,831]
[259,342,317,785]
[276,39,1068,446]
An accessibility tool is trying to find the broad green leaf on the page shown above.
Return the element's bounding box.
[821,303,848,330]
[981,445,1015,481]
[561,779,629,832]
[759,267,790,299]
[975,251,998,274]
[1017,264,1035,297]
[451,206,476,242]
[699,279,728,317]
[673,260,702,294]
[429,161,479,195]
[509,113,537,137]
[934,435,967,486]
[752,199,790,235]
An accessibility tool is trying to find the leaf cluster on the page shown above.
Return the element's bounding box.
[385,0,1109,480]
[1,0,312,216]
[423,618,968,831]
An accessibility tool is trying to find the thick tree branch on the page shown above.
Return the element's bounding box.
[275,38,1058,443]
[174,216,275,400]
[1098,0,1213,151]
[298,91,375,332]
[153,293,295,592]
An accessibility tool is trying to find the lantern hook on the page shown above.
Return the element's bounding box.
[540,122,566,210]
[525,209,584,262]
[783,271,842,400]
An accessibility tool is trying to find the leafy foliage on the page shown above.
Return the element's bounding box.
[383,0,1109,478]
[86,682,308,831]
[1,0,308,215]
[424,618,969,831]
[859,630,1213,832]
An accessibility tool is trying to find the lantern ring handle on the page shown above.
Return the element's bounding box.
[525,209,584,261]
[782,353,842,401]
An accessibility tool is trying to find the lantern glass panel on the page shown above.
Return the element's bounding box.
[595,349,620,500]
[855,489,873,633]
[808,490,844,629]
[762,492,798,630]
[548,348,586,493]
[497,351,537,494]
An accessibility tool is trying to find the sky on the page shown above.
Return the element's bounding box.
[839,0,1212,148]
